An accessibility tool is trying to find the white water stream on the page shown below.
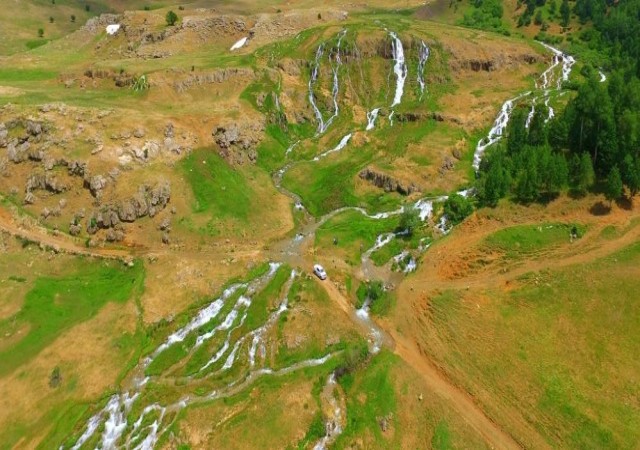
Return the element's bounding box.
[417,40,430,97]
[389,31,408,107]
[67,32,580,450]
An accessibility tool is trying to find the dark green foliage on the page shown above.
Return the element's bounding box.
[560,0,571,26]
[477,149,511,206]
[569,153,596,194]
[37,28,44,38]
[399,206,420,236]
[462,0,506,32]
[621,154,640,196]
[605,166,623,204]
[443,194,474,224]
[356,280,391,316]
[165,10,178,26]
[507,107,529,154]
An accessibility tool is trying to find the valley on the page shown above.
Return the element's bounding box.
[0,0,639,449]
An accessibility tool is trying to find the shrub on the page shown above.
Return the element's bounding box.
[165,10,178,26]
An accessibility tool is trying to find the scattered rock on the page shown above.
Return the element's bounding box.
[164,122,174,138]
[26,172,67,194]
[359,168,418,196]
[213,120,264,164]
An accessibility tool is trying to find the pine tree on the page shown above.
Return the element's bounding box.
[507,107,529,155]
[560,0,570,27]
[621,154,640,196]
[605,166,623,206]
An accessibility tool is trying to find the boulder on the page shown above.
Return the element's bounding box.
[359,168,418,196]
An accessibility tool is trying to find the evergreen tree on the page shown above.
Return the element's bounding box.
[507,107,529,155]
[621,154,640,196]
[547,152,569,193]
[560,0,571,26]
[528,106,548,146]
[443,194,474,224]
[477,149,511,206]
[165,10,179,26]
[571,152,596,194]
[605,166,623,205]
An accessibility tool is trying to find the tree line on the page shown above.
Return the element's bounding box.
[476,0,640,207]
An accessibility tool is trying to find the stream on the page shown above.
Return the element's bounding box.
[66,36,576,450]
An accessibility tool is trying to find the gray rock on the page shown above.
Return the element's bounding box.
[24,192,36,204]
[133,127,145,138]
[162,232,170,244]
[165,122,174,138]
[0,123,7,147]
[84,174,108,197]
[359,168,418,196]
[68,161,87,177]
[69,223,82,236]
[105,228,125,242]
[26,173,67,194]
[26,120,43,136]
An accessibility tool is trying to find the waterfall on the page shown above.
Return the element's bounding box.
[417,40,430,97]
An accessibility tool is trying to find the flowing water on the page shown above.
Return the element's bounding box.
[417,40,430,97]
[308,31,347,135]
[389,31,408,107]
[67,34,579,450]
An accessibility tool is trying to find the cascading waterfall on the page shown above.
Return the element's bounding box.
[66,265,340,450]
[308,43,326,133]
[417,40,430,97]
[308,31,347,135]
[313,133,352,161]
[525,102,536,129]
[389,31,408,108]
[366,108,381,131]
[473,92,530,170]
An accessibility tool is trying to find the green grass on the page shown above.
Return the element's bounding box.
[0,259,144,376]
[335,351,398,447]
[0,68,58,82]
[432,420,454,450]
[316,210,399,264]
[427,241,640,448]
[484,222,585,258]
[181,149,254,221]
[243,264,291,332]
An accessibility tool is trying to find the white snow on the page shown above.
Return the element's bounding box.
[230,37,248,51]
[106,24,120,35]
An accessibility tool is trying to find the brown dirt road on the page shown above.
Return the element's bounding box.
[0,206,134,260]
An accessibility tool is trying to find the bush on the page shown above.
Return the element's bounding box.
[165,10,178,26]
[443,194,474,225]
[399,206,420,236]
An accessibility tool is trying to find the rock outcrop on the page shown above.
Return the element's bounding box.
[359,168,419,196]
[86,181,171,235]
[213,120,264,164]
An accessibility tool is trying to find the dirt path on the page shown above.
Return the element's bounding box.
[0,207,135,260]
[317,278,524,450]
